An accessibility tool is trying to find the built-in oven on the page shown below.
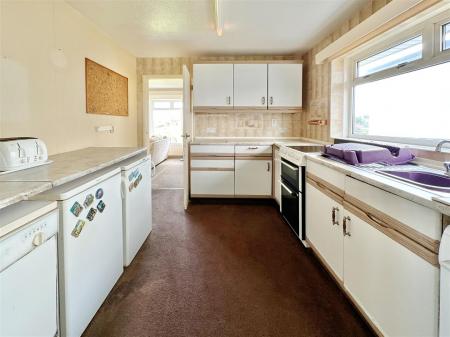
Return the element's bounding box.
[280,158,305,241]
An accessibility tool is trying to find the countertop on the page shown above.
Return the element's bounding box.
[0,147,146,210]
[306,154,450,217]
[191,137,328,146]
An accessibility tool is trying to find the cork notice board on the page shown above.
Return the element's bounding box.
[85,58,128,116]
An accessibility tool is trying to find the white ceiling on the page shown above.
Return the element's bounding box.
[67,0,367,57]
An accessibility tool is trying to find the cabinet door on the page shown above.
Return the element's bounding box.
[274,148,281,206]
[305,183,343,281]
[193,64,233,108]
[268,64,302,108]
[343,209,439,337]
[233,64,267,108]
[235,159,272,196]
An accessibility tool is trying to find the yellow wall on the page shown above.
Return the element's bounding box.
[0,1,138,155]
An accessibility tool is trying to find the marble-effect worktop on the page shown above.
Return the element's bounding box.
[306,154,450,217]
[0,147,146,210]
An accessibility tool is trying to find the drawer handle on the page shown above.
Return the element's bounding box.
[248,146,258,150]
[280,181,294,195]
[343,216,351,237]
[331,207,339,226]
[281,161,298,171]
[267,162,270,172]
[270,96,273,105]
[262,97,266,105]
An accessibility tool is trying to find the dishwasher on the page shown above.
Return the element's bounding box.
[0,200,58,337]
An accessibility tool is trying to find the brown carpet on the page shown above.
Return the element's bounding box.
[82,190,374,337]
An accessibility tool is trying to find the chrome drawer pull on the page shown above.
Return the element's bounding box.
[343,216,351,237]
[331,207,339,226]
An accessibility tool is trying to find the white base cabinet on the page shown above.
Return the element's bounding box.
[306,160,440,337]
[235,159,272,196]
[343,209,439,337]
[306,183,343,281]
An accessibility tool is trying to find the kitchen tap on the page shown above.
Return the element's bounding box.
[435,140,450,152]
[436,140,450,175]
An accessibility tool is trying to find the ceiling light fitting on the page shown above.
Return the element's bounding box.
[214,0,223,37]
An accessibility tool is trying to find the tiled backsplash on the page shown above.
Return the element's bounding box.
[194,111,302,138]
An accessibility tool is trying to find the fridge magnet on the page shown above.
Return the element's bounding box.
[83,194,94,208]
[95,188,104,199]
[71,220,86,238]
[70,202,83,217]
[128,183,134,192]
[97,200,106,213]
[86,208,97,221]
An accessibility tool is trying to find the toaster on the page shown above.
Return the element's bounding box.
[0,137,49,172]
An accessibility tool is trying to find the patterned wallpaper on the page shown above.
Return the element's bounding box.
[300,0,392,142]
[136,55,300,144]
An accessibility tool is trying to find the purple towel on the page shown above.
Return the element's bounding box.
[323,143,415,165]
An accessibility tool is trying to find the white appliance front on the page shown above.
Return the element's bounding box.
[0,208,58,337]
[121,156,152,266]
[56,170,123,337]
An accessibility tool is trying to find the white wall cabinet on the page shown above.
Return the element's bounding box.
[343,209,439,337]
[233,64,267,108]
[235,159,272,196]
[268,64,302,109]
[193,62,302,111]
[306,183,343,281]
[193,64,233,108]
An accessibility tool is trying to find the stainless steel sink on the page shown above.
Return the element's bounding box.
[376,169,450,193]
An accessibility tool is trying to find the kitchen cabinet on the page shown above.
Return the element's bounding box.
[193,62,302,111]
[235,145,272,197]
[235,159,272,196]
[305,159,441,336]
[268,64,302,109]
[273,147,281,206]
[306,182,343,281]
[190,145,235,197]
[193,64,233,108]
[233,64,267,108]
[343,208,439,337]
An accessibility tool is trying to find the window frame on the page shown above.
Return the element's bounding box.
[149,96,183,139]
[347,10,450,147]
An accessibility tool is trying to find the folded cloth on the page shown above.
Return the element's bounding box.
[323,142,415,165]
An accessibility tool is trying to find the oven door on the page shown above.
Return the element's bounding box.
[281,180,299,237]
[281,159,300,191]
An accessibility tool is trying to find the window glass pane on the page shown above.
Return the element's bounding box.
[444,22,450,51]
[357,36,423,77]
[173,101,183,109]
[353,61,450,140]
[153,101,171,109]
[151,99,183,144]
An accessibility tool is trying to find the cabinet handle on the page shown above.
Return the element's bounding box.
[248,146,258,150]
[343,216,351,237]
[270,96,273,105]
[262,96,266,105]
[331,207,339,226]
[267,162,270,172]
[226,96,231,105]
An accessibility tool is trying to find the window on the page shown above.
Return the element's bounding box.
[349,11,450,146]
[151,99,183,144]
[443,22,450,51]
[357,36,423,77]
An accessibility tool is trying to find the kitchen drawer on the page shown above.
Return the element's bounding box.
[235,145,272,156]
[306,160,345,191]
[190,145,234,156]
[190,171,234,196]
[190,159,234,169]
[345,176,442,241]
